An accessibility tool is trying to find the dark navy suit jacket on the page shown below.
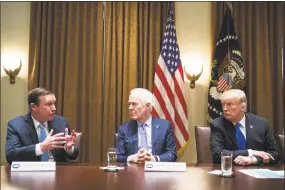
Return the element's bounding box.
[5,113,79,164]
[117,117,177,162]
[210,113,280,164]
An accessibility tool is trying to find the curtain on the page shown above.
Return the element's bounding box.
[214,2,284,135]
[101,2,168,161]
[29,2,104,163]
[29,1,168,163]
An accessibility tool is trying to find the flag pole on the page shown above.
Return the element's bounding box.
[226,2,233,74]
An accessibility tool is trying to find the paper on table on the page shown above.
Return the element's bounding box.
[208,170,222,175]
[99,166,124,170]
[238,169,284,178]
[272,170,284,177]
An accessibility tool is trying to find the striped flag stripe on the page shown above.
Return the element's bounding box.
[154,63,189,139]
[152,4,189,154]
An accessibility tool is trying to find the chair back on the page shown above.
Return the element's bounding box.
[277,134,284,164]
[195,126,212,163]
[67,132,84,163]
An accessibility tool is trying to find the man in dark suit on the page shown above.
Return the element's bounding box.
[6,88,79,164]
[210,89,279,165]
[117,88,177,163]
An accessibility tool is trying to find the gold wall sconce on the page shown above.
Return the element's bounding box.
[2,60,22,84]
[184,63,203,89]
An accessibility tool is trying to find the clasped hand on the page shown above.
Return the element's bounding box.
[130,149,155,163]
[137,149,152,163]
[40,129,76,152]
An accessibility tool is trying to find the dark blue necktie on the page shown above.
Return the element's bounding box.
[39,123,49,161]
[235,122,246,150]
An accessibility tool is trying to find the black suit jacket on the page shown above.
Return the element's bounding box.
[5,113,79,164]
[210,113,280,164]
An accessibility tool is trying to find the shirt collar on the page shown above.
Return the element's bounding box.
[31,115,48,129]
[137,116,152,128]
[232,114,246,128]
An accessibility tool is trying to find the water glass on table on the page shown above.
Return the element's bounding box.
[107,148,117,170]
[221,150,233,177]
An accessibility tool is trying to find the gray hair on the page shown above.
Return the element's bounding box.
[220,89,247,111]
[129,88,155,109]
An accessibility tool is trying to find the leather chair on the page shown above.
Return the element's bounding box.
[67,132,84,163]
[195,126,212,163]
[277,134,284,164]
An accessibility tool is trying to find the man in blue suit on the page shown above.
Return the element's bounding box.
[5,87,79,164]
[117,88,177,163]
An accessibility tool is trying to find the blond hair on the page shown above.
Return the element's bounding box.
[220,89,247,111]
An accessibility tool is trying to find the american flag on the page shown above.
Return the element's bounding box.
[208,3,246,121]
[217,73,231,92]
[152,4,189,153]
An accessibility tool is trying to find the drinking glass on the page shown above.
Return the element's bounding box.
[221,150,233,176]
[107,148,117,170]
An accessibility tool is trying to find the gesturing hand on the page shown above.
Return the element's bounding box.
[65,130,77,151]
[40,129,66,152]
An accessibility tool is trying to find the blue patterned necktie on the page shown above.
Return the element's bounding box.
[139,123,148,150]
[235,122,246,150]
[39,123,49,161]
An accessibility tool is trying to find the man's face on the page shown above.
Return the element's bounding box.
[221,97,245,122]
[128,97,150,122]
[31,94,56,122]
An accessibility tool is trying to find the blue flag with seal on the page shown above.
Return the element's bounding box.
[208,4,246,121]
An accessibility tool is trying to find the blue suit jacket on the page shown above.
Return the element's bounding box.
[117,117,177,162]
[5,113,79,164]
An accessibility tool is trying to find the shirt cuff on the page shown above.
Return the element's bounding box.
[250,156,258,164]
[35,143,44,156]
[127,155,132,162]
[127,154,138,163]
[248,149,253,156]
[64,145,74,155]
[156,156,160,162]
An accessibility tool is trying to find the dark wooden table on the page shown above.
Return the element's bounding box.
[1,163,284,190]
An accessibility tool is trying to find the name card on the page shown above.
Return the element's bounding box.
[11,162,56,172]
[144,162,186,172]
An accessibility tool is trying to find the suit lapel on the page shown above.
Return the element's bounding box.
[47,120,52,133]
[151,117,160,154]
[245,113,254,149]
[129,120,139,153]
[223,117,238,149]
[24,113,39,144]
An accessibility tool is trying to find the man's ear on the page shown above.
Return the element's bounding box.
[145,103,151,110]
[30,103,37,111]
[240,103,246,112]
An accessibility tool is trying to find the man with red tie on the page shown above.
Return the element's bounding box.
[210,89,280,165]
